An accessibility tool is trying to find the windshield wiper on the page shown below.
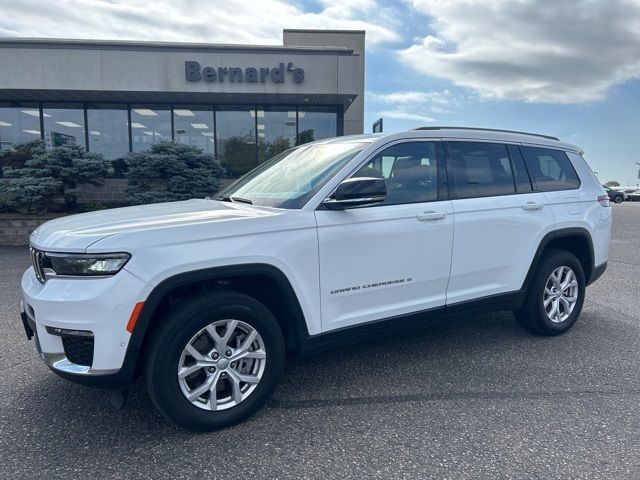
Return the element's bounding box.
[213,195,232,202]
[229,196,253,204]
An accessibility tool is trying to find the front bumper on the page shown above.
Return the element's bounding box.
[21,267,148,380]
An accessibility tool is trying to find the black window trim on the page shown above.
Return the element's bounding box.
[508,144,534,193]
[321,138,447,209]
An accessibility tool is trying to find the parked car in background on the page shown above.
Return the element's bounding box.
[604,186,625,204]
[627,190,640,202]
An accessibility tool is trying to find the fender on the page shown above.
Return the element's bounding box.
[521,227,595,291]
[133,263,309,353]
[58,263,309,389]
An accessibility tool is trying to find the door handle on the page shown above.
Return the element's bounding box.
[522,202,544,211]
[416,211,446,221]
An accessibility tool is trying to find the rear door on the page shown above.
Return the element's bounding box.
[445,140,555,304]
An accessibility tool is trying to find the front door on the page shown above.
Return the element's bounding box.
[315,140,454,332]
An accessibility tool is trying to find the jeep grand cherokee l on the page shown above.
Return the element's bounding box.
[20,127,612,431]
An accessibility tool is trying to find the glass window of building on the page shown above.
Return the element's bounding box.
[42,103,86,148]
[86,104,129,160]
[297,107,338,145]
[130,105,171,151]
[173,106,214,154]
[216,107,257,178]
[257,107,297,163]
[0,102,42,150]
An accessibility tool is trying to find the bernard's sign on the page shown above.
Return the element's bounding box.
[185,61,304,84]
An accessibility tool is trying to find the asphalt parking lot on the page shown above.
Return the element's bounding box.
[1,203,639,479]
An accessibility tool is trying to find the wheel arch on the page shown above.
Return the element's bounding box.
[522,227,595,292]
[126,264,310,381]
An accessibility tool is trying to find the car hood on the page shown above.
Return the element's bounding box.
[29,199,296,252]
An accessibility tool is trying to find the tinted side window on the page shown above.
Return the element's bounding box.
[522,146,580,191]
[448,142,515,199]
[353,142,438,205]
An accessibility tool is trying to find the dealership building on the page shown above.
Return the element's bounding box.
[0,29,364,179]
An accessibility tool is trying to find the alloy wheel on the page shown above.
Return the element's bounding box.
[177,319,267,411]
[543,266,579,323]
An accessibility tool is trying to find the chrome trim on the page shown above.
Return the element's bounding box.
[322,195,386,208]
[42,352,120,376]
[45,326,94,338]
[29,247,46,284]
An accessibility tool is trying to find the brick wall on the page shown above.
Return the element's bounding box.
[0,214,65,246]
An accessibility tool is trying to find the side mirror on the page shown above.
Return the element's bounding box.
[322,177,386,210]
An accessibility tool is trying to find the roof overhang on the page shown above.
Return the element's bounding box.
[0,89,357,111]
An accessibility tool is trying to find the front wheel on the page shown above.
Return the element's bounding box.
[515,249,586,336]
[144,291,285,431]
[614,195,624,204]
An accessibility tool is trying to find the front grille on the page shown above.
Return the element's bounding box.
[30,247,47,284]
[61,336,95,367]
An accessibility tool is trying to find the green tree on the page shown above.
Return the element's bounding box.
[0,140,46,177]
[2,142,110,213]
[124,141,225,205]
[221,136,258,177]
[258,136,292,164]
[604,180,620,187]
[267,136,291,158]
[296,128,315,146]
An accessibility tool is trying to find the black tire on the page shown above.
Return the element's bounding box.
[614,195,624,204]
[515,249,586,336]
[144,290,285,432]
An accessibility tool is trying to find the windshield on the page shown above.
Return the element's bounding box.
[216,142,369,209]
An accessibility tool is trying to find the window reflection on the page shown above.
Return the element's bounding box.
[257,107,296,163]
[1,102,342,179]
[42,103,86,148]
[297,107,338,145]
[87,104,129,160]
[0,102,41,150]
[131,105,171,151]
[173,107,214,154]
[216,107,256,177]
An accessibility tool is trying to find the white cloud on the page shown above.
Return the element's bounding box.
[377,109,435,123]
[369,89,455,105]
[0,0,400,45]
[369,88,462,123]
[400,0,640,103]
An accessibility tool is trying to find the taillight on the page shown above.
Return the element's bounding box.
[597,195,610,207]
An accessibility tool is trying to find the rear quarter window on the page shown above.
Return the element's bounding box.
[522,146,580,191]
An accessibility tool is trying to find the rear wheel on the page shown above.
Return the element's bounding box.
[515,249,585,335]
[144,291,284,431]
[614,195,624,204]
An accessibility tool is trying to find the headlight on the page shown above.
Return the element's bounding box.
[44,252,131,276]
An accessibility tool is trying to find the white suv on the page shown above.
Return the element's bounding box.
[20,127,612,431]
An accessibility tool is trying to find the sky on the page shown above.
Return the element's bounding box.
[1,0,639,184]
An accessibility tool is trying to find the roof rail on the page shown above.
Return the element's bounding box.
[411,126,560,141]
